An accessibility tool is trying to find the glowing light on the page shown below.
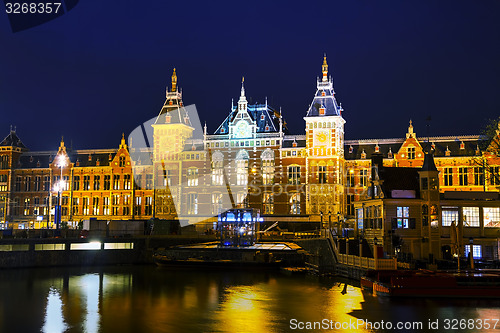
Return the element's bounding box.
[42,287,67,333]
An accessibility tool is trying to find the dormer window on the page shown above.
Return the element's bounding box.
[319,107,326,116]
[169,100,173,106]
[361,150,366,159]
[349,145,353,154]
[36,160,40,167]
[292,141,297,148]
[431,142,436,150]
[388,148,393,159]
[221,128,225,134]
[265,125,270,131]
[76,159,80,167]
[321,91,326,97]
[96,159,100,166]
[260,114,265,120]
[108,154,112,161]
[165,115,171,123]
[460,141,465,150]
[445,146,451,157]
[29,156,33,163]
[375,144,380,153]
[88,155,92,162]
[184,116,190,124]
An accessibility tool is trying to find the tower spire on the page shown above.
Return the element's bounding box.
[322,54,328,82]
[171,68,177,92]
[241,76,245,97]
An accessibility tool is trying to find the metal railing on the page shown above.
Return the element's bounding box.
[338,253,397,270]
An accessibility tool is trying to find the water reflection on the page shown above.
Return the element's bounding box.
[0,266,499,333]
[42,287,67,333]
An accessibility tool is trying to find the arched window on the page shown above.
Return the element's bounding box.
[235,150,249,186]
[211,151,224,186]
[261,149,275,185]
[290,193,301,214]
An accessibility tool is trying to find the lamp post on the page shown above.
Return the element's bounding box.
[320,211,323,231]
[54,155,66,230]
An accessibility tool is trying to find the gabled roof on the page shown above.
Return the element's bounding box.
[0,129,27,149]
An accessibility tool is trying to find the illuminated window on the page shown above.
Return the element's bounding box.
[145,175,153,190]
[211,151,224,186]
[360,169,368,187]
[92,197,99,215]
[34,176,41,191]
[235,150,249,186]
[72,197,79,215]
[103,197,110,215]
[93,175,100,191]
[289,193,300,214]
[82,197,90,215]
[463,207,480,227]
[187,168,198,187]
[288,165,300,185]
[83,175,90,190]
[397,206,409,229]
[113,175,120,190]
[187,193,198,214]
[474,167,484,186]
[212,193,223,214]
[123,174,131,190]
[464,245,481,259]
[144,197,153,215]
[489,166,500,185]
[133,196,141,215]
[441,207,459,227]
[119,156,126,167]
[261,150,274,185]
[484,207,500,228]
[23,198,30,215]
[263,193,274,214]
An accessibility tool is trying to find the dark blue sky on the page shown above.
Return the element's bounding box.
[1,1,500,151]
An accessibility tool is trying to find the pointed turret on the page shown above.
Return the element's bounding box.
[237,77,248,112]
[171,68,177,92]
[305,55,343,117]
[322,54,328,82]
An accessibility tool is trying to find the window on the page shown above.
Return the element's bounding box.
[211,151,224,186]
[483,207,500,228]
[123,174,131,190]
[407,147,415,160]
[119,156,126,167]
[24,176,31,191]
[263,193,274,214]
[187,168,198,187]
[261,150,274,185]
[318,165,327,184]
[23,198,30,215]
[134,175,142,189]
[164,170,172,187]
[145,175,153,190]
[441,207,459,227]
[144,197,153,215]
[73,176,80,191]
[459,167,468,186]
[347,170,355,187]
[360,169,368,187]
[43,176,50,191]
[34,176,41,191]
[133,196,141,215]
[15,176,21,192]
[82,197,90,215]
[288,165,301,185]
[357,208,364,230]
[83,176,90,190]
[464,245,481,259]
[397,206,409,229]
[0,155,9,169]
[92,197,99,215]
[474,167,484,186]
[113,175,120,190]
[463,207,480,227]
[123,194,130,215]
[235,150,249,186]
[93,175,100,191]
[187,193,198,214]
[289,193,300,214]
[103,197,110,215]
[444,168,453,186]
[489,166,500,185]
[72,198,79,215]
[212,193,223,214]
[104,175,111,190]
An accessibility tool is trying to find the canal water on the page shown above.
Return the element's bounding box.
[1,265,499,333]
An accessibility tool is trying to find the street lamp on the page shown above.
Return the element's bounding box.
[54,154,66,230]
[320,211,323,230]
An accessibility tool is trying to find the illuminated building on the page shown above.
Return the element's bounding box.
[0,56,499,262]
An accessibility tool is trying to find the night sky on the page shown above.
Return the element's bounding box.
[1,1,500,151]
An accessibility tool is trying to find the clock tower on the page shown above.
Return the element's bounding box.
[304,55,346,218]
